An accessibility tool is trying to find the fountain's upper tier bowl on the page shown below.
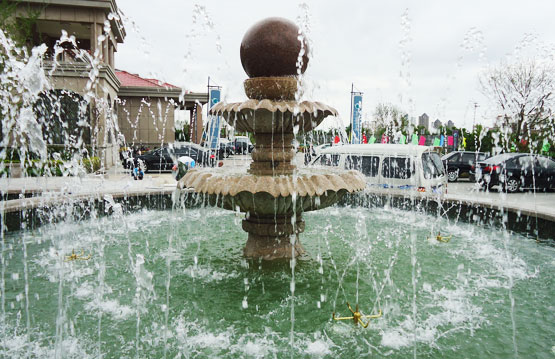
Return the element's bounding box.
[209,100,337,133]
[179,167,365,215]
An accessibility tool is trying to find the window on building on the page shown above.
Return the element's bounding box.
[34,90,91,145]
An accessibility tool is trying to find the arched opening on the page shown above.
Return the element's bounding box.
[34,90,91,146]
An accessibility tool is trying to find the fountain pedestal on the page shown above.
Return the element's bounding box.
[178,17,366,260]
[242,215,305,259]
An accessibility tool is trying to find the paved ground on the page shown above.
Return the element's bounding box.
[0,154,553,221]
[444,181,555,220]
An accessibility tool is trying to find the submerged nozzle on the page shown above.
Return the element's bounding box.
[434,232,452,243]
[332,301,382,328]
[65,249,91,261]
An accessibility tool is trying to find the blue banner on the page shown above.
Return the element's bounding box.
[207,89,221,149]
[351,94,362,144]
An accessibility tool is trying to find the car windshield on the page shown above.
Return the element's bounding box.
[481,153,518,164]
[144,148,159,155]
[538,156,555,169]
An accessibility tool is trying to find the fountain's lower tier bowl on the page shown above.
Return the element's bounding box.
[178,168,366,259]
[178,169,366,215]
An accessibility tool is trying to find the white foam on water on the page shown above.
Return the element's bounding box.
[84,298,134,320]
[1,328,93,358]
[457,235,535,283]
[73,281,94,299]
[305,339,332,357]
[172,317,233,356]
[381,285,482,349]
[381,328,411,349]
[183,264,239,282]
[234,336,277,358]
[189,331,231,349]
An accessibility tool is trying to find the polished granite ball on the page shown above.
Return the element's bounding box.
[240,17,309,78]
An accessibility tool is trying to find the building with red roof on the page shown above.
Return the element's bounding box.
[10,0,208,169]
[13,0,126,168]
[115,70,207,146]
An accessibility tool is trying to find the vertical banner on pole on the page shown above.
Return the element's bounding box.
[207,88,221,149]
[189,103,197,143]
[411,134,418,145]
[351,93,363,144]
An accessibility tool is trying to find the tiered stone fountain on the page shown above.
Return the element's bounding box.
[179,17,365,260]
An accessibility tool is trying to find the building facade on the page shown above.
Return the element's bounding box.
[418,113,429,131]
[115,71,207,148]
[11,0,207,168]
[13,0,125,167]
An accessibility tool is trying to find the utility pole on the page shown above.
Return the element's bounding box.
[472,102,479,133]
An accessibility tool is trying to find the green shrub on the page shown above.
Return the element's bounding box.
[24,160,63,177]
[81,156,101,173]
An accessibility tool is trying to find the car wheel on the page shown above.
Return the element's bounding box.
[505,177,520,193]
[447,169,459,182]
[142,162,149,173]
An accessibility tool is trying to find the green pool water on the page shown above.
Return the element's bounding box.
[1,206,553,358]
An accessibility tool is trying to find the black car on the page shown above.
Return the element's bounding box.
[441,151,489,182]
[136,143,222,172]
[234,138,254,154]
[475,153,555,192]
[219,141,235,157]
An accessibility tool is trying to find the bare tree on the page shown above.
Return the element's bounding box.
[371,103,410,137]
[480,60,554,148]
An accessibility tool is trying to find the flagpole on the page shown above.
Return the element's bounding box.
[349,83,354,144]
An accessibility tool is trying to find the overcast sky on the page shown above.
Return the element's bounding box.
[115,0,555,130]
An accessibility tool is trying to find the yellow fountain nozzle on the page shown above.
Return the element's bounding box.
[65,249,91,261]
[436,234,451,243]
[332,302,382,327]
[429,232,451,243]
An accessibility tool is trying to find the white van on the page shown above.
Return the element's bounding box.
[310,144,447,195]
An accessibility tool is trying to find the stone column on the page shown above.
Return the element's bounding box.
[242,214,305,260]
[194,105,204,144]
[249,133,295,175]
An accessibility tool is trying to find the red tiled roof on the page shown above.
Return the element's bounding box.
[116,70,179,89]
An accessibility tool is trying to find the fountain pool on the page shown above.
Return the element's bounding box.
[1,205,552,358]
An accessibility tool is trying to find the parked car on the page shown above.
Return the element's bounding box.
[314,143,332,154]
[219,139,235,157]
[234,136,254,154]
[136,142,220,172]
[311,144,447,195]
[475,153,555,192]
[441,151,489,182]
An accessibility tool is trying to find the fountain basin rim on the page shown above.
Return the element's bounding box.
[209,99,338,117]
[178,168,365,198]
[1,187,553,239]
